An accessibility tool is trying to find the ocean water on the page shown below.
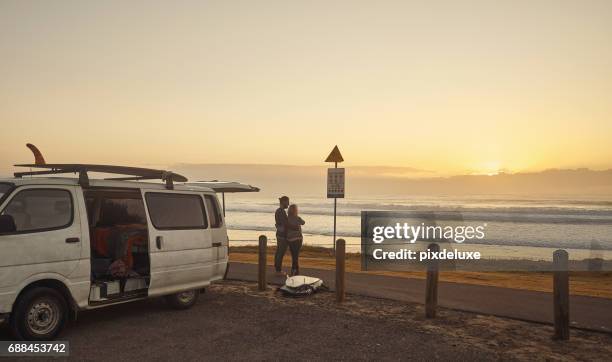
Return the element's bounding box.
[223,194,612,256]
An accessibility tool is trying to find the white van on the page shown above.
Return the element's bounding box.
[0,163,257,340]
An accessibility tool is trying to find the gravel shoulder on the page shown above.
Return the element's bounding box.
[1,280,611,361]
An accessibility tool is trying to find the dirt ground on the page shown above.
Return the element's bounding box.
[1,280,611,361]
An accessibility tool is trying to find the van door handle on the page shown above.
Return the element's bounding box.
[156,236,163,250]
[65,237,80,243]
[212,242,222,247]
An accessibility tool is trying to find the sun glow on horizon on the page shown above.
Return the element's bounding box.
[1,1,611,174]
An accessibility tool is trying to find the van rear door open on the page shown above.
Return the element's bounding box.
[143,191,213,296]
[183,182,259,280]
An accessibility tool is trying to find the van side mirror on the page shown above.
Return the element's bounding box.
[0,214,17,233]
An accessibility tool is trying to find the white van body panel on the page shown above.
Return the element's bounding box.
[0,185,89,313]
[72,186,93,308]
[1,272,90,313]
[143,190,214,297]
[146,231,214,297]
[203,193,228,281]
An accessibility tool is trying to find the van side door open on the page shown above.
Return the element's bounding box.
[144,191,213,296]
[85,189,150,303]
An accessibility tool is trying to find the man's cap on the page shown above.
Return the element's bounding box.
[279,196,289,202]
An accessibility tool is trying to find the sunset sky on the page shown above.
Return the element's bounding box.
[1,0,611,176]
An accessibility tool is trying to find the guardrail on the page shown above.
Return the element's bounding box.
[258,235,267,291]
[252,235,572,341]
[553,249,570,340]
[335,239,346,303]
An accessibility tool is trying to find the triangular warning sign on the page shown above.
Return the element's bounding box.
[325,145,344,163]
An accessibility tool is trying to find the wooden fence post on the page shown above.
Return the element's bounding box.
[336,239,346,303]
[553,249,570,340]
[258,235,267,291]
[425,243,440,318]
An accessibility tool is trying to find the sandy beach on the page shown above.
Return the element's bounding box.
[227,229,612,263]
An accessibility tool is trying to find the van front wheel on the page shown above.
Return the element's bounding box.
[11,287,67,340]
[165,289,199,310]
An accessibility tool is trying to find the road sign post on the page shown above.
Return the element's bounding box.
[325,145,344,253]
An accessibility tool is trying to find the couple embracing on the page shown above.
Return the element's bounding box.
[274,196,305,276]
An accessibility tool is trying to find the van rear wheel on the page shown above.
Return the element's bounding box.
[165,289,199,310]
[10,287,67,341]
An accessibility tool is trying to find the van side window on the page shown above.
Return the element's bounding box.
[145,193,208,229]
[99,198,147,226]
[204,195,223,228]
[1,189,73,233]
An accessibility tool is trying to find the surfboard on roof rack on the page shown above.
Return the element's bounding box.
[11,144,257,195]
[13,163,187,190]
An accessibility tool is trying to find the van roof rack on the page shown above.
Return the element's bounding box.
[13,164,188,190]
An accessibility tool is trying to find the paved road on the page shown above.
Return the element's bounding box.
[227,262,612,333]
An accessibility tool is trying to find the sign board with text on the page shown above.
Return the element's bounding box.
[327,168,345,198]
